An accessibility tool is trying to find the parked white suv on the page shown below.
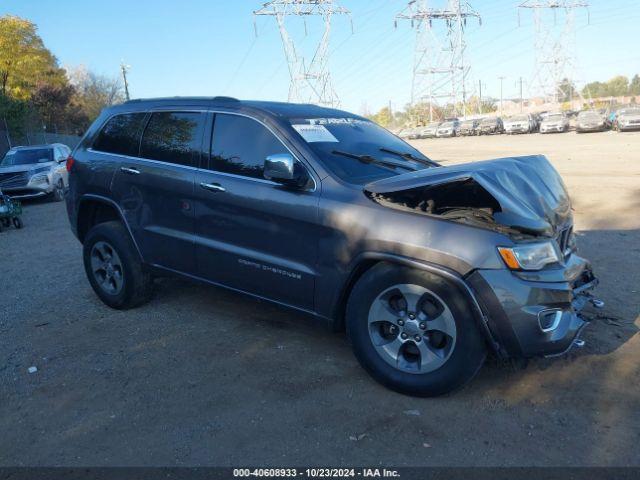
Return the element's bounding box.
[0,144,71,201]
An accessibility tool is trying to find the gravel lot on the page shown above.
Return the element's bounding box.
[1,131,638,467]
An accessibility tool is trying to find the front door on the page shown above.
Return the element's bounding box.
[194,112,320,311]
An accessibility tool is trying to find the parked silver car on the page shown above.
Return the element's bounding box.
[616,107,640,132]
[458,119,480,136]
[436,120,460,138]
[504,114,536,134]
[0,144,71,200]
[421,122,441,139]
[540,113,569,134]
[576,111,609,133]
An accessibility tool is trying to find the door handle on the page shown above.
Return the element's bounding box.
[200,182,226,193]
[120,167,141,175]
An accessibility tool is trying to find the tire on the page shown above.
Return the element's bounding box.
[51,179,65,202]
[83,221,153,309]
[346,263,487,397]
[12,217,23,229]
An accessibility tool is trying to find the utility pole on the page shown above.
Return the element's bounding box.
[518,76,524,112]
[120,62,131,101]
[478,79,483,115]
[498,76,506,116]
[518,1,590,105]
[396,0,481,122]
[254,0,351,107]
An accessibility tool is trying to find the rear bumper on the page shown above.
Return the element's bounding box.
[467,254,598,358]
[619,124,640,131]
[540,125,566,133]
[505,127,530,134]
[577,125,605,132]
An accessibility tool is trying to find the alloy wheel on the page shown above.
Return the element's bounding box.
[367,284,457,374]
[90,241,124,295]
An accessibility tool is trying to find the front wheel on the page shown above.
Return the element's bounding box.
[346,263,487,396]
[51,179,65,202]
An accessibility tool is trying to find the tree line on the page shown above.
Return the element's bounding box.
[0,15,125,140]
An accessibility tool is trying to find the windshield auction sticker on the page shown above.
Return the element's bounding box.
[292,124,339,143]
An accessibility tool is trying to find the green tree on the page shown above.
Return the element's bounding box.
[557,78,577,103]
[606,75,629,97]
[67,66,125,122]
[629,74,640,95]
[370,106,393,128]
[0,15,65,99]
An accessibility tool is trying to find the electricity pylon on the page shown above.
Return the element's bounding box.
[254,0,350,107]
[519,1,590,104]
[396,0,481,122]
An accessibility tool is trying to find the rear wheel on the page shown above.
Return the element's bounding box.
[83,221,153,309]
[12,217,23,229]
[346,263,487,396]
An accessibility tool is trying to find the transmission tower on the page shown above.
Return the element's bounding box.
[518,1,590,104]
[254,0,350,107]
[396,0,480,122]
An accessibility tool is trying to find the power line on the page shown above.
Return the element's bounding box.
[395,0,482,121]
[254,0,351,107]
[518,0,591,104]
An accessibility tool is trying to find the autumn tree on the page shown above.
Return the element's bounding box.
[67,66,125,122]
[0,15,65,99]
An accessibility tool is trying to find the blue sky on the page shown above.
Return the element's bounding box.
[3,0,639,113]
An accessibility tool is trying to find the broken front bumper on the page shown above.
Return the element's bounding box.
[466,254,599,358]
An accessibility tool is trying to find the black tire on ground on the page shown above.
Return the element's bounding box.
[83,221,153,309]
[12,216,23,229]
[346,263,487,397]
[51,179,65,202]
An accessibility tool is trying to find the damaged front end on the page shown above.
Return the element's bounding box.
[365,155,572,238]
[365,155,602,358]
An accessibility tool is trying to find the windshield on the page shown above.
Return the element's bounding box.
[619,108,640,115]
[509,115,529,122]
[1,148,52,166]
[481,118,497,125]
[289,118,434,184]
[440,122,454,128]
[461,120,475,126]
[545,114,564,121]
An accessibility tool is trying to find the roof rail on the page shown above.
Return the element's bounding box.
[124,96,240,104]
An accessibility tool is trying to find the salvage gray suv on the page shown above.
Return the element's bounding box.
[66,97,600,396]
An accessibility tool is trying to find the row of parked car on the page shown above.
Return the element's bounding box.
[399,106,640,139]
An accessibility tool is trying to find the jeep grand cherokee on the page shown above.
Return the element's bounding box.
[66,97,600,396]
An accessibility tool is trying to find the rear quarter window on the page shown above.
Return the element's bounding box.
[92,113,147,157]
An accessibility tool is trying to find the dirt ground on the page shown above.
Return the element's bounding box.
[0,131,638,467]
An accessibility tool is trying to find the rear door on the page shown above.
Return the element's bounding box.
[109,110,205,274]
[193,112,320,311]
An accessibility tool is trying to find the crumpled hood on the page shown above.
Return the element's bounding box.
[364,155,572,236]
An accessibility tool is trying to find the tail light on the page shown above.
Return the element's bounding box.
[66,155,75,173]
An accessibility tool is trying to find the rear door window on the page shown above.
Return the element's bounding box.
[208,113,289,179]
[140,112,205,167]
[92,113,147,157]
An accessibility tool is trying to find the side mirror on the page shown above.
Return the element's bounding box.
[264,153,309,188]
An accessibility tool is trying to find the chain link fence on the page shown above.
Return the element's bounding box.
[0,128,81,159]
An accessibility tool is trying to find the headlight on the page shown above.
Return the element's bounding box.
[29,173,50,185]
[498,242,561,271]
